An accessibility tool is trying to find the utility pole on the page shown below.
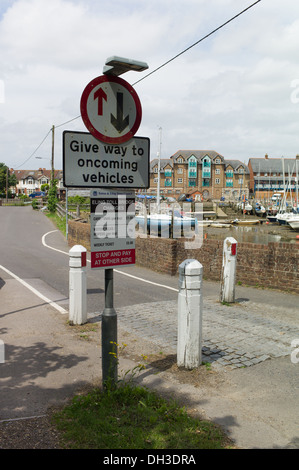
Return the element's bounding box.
[6,167,8,203]
[51,125,55,184]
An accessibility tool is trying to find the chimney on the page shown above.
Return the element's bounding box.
[265,154,268,159]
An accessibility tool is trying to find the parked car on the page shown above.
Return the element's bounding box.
[28,191,46,198]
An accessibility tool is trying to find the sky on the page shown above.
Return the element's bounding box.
[1,0,299,171]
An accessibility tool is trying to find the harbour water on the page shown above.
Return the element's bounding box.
[203,221,299,245]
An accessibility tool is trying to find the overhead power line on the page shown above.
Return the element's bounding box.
[14,128,52,169]
[132,0,262,86]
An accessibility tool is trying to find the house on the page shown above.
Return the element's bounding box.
[248,154,299,198]
[10,168,64,196]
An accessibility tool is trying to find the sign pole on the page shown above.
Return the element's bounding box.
[102,268,118,389]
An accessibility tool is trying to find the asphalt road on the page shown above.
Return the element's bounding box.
[0,206,180,314]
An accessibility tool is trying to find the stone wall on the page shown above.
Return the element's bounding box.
[68,220,299,294]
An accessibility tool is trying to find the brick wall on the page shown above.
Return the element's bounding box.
[68,220,299,294]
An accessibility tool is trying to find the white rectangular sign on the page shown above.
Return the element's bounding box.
[90,189,135,269]
[63,131,149,189]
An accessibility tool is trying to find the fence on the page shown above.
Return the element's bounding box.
[56,203,90,220]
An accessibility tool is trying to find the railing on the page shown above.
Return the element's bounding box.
[56,203,89,220]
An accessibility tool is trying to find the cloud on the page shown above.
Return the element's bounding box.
[1,0,299,171]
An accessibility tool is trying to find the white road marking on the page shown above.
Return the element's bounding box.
[42,230,179,293]
[0,264,67,315]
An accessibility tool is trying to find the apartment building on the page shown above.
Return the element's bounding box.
[147,150,250,201]
[248,154,299,198]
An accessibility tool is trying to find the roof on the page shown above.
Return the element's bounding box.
[171,150,225,162]
[225,160,250,174]
[11,169,63,181]
[150,159,173,172]
[248,158,298,174]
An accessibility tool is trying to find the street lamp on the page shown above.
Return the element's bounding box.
[103,55,148,76]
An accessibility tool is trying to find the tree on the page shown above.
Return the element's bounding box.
[0,163,18,195]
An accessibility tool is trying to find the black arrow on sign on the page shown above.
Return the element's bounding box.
[111,92,130,133]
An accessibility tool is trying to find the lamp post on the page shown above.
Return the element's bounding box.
[103,56,148,76]
[157,127,162,213]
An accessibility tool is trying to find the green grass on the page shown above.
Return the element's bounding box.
[52,384,230,449]
[46,212,67,236]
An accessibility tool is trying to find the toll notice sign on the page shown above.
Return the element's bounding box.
[90,189,135,269]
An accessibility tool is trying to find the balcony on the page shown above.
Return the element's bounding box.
[202,171,211,178]
[202,180,210,187]
[164,179,172,187]
[188,171,197,178]
[188,179,196,187]
[164,170,172,177]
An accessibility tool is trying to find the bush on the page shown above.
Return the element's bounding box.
[47,179,58,213]
[32,199,39,210]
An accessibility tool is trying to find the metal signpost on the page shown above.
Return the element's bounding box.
[63,57,149,388]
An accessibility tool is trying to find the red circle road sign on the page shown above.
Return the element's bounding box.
[80,74,142,144]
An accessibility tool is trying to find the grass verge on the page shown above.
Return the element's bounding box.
[52,383,230,449]
[45,212,67,237]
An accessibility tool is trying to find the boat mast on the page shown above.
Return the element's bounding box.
[157,126,162,213]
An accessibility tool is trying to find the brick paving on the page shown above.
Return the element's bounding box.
[112,297,299,370]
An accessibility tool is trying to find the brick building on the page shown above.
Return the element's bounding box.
[146,150,250,200]
[248,154,299,199]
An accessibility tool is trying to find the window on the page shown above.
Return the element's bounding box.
[239,168,244,174]
[154,167,158,173]
[215,158,221,164]
[177,168,183,174]
[154,178,158,183]
[239,178,243,185]
[177,178,183,183]
[177,158,183,163]
[215,178,220,184]
[215,169,220,175]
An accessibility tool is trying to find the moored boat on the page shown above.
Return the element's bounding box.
[287,215,299,230]
[232,219,260,226]
[135,211,198,235]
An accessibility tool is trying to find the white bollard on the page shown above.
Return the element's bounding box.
[0,340,4,363]
[177,259,203,369]
[220,237,238,303]
[69,245,87,325]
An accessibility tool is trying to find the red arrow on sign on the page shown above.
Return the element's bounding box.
[94,87,107,116]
